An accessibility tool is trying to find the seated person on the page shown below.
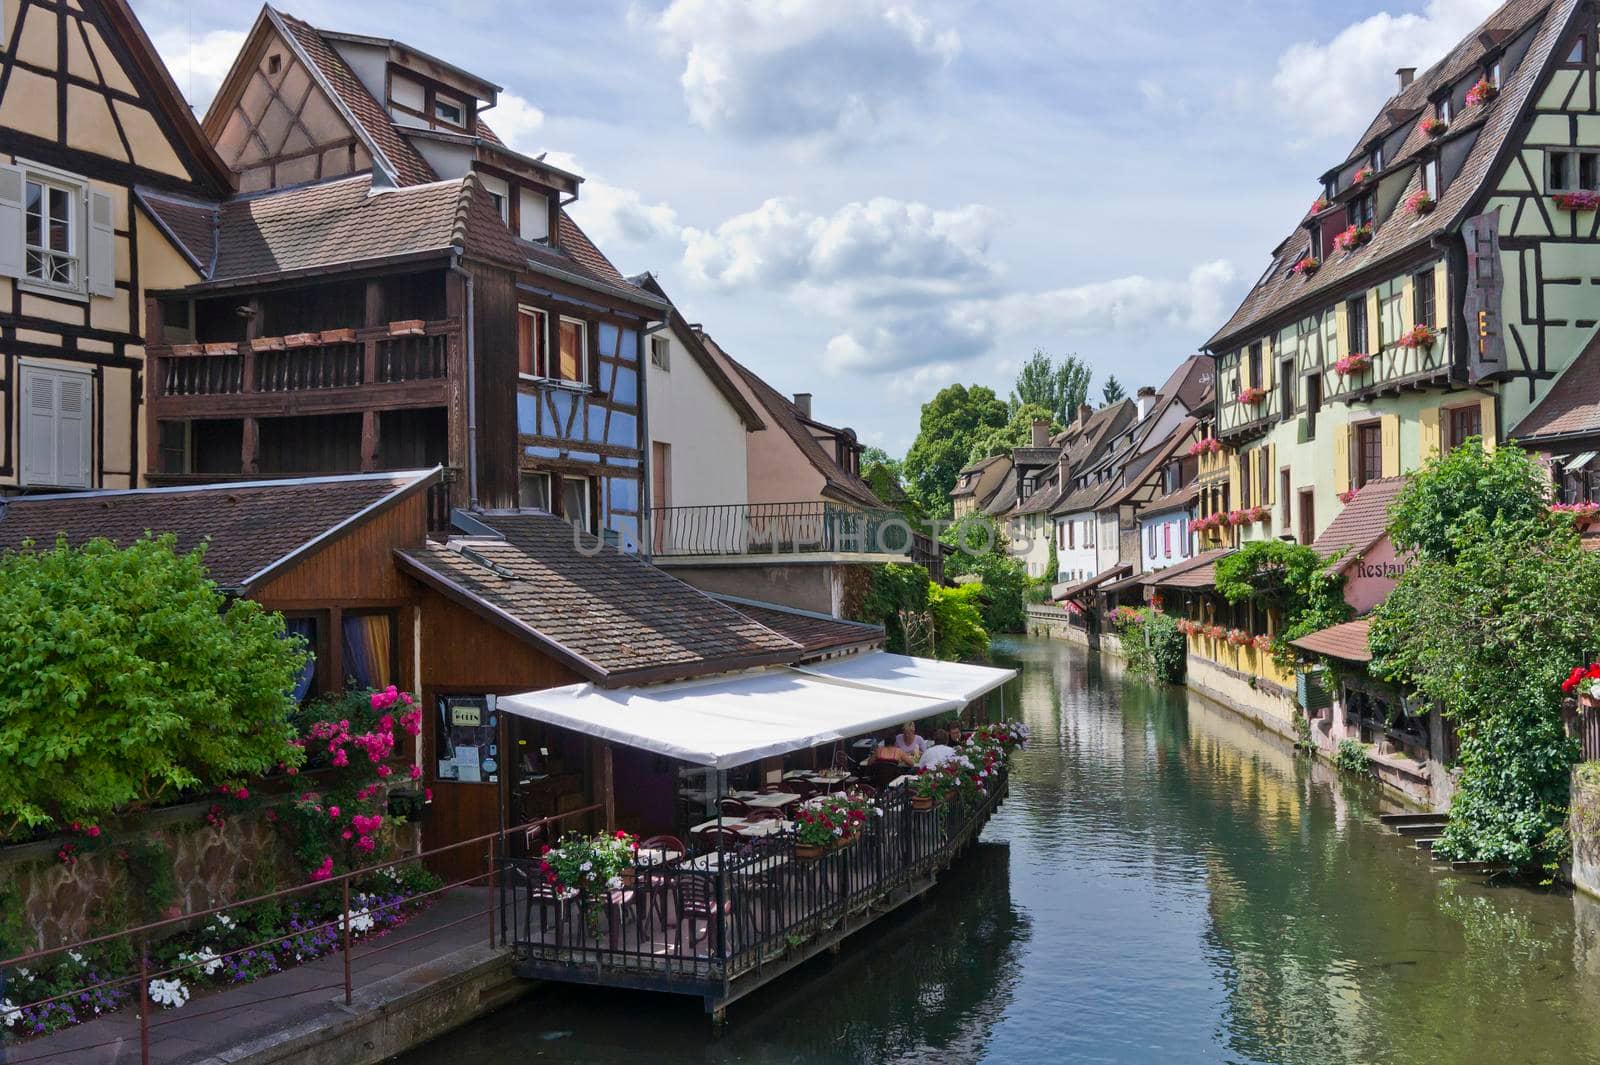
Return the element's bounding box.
[877,721,928,766]
[947,725,963,747]
[918,730,958,769]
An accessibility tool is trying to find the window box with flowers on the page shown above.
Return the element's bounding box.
[1236,386,1268,406]
[1292,256,1320,277]
[1553,190,1600,212]
[1312,196,1331,213]
[1247,505,1271,523]
[1404,190,1436,216]
[1187,437,1223,457]
[1251,634,1274,652]
[1421,116,1448,137]
[1466,77,1498,107]
[1562,662,1600,709]
[1225,628,1251,647]
[1353,165,1376,184]
[1552,501,1600,528]
[1333,224,1373,253]
[1334,353,1372,376]
[1338,488,1359,504]
[1398,324,1437,349]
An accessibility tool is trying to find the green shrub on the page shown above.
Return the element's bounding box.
[0,535,307,837]
[1333,738,1372,776]
[928,584,991,662]
[1113,608,1186,683]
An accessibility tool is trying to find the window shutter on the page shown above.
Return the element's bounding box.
[1333,425,1350,494]
[20,367,93,488]
[88,189,115,298]
[588,322,604,397]
[1380,414,1401,477]
[21,370,59,486]
[55,371,91,487]
[1419,407,1441,459]
[0,163,24,280]
[1478,395,1497,451]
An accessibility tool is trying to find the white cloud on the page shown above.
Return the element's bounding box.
[486,92,545,153]
[643,0,959,144]
[151,27,246,113]
[1271,0,1501,135]
[976,259,1240,337]
[540,151,681,251]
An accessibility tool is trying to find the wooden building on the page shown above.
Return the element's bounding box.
[0,0,232,496]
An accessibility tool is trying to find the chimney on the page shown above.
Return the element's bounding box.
[1077,403,1092,425]
[1136,386,1157,421]
[1396,66,1416,90]
[792,392,812,418]
[1030,418,1050,448]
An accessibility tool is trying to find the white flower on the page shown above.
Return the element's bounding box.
[148,978,189,1009]
[16,968,29,979]
[579,860,593,872]
[2,999,21,1028]
[832,827,843,836]
[179,949,223,977]
[341,909,374,935]
[606,876,622,890]
[67,949,85,966]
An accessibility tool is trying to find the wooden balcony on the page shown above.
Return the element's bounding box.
[1324,333,1450,402]
[147,319,459,420]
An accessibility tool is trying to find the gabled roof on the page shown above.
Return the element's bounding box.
[1207,0,1575,350]
[700,333,887,511]
[713,595,885,657]
[628,274,766,431]
[952,453,1011,501]
[0,469,439,594]
[1311,476,1407,566]
[982,466,1019,517]
[1144,547,1234,588]
[1142,482,1199,517]
[395,512,803,687]
[1094,416,1200,513]
[1513,331,1600,441]
[1291,618,1373,663]
[1052,563,1131,602]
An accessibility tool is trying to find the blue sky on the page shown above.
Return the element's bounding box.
[131,0,1503,455]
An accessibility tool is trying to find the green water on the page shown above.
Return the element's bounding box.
[393,636,1600,1063]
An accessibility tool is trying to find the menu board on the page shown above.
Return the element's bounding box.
[437,695,498,784]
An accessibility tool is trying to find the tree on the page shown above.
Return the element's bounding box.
[1101,376,1126,404]
[0,535,307,836]
[1010,350,1092,425]
[1370,442,1592,874]
[966,403,1060,466]
[902,384,1010,519]
[1213,540,1351,662]
[860,447,925,528]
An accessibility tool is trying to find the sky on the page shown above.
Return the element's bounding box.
[130,0,1506,456]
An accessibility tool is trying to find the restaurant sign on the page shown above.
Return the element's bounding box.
[1341,533,1412,615]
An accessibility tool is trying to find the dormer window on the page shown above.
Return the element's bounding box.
[434,95,466,127]
[517,187,550,243]
[1490,60,1502,87]
[1370,147,1383,171]
[1423,157,1441,198]
[1438,96,1452,123]
[1350,192,1375,228]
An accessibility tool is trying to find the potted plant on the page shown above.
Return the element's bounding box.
[1553,190,1600,211]
[1236,386,1268,406]
[1292,256,1320,276]
[1334,352,1372,376]
[1398,324,1437,349]
[1421,116,1448,137]
[1333,224,1373,252]
[1466,77,1498,107]
[1353,165,1376,184]
[792,793,872,856]
[1405,190,1436,216]
[541,830,639,933]
[1562,663,1600,709]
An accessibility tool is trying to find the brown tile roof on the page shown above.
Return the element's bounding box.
[1311,476,1407,563]
[273,9,438,187]
[136,190,219,273]
[1095,416,1200,513]
[395,512,803,686]
[1052,564,1130,601]
[1207,0,1572,349]
[718,598,884,656]
[1513,332,1600,440]
[1143,481,1200,516]
[1291,618,1373,663]
[982,466,1019,517]
[1144,547,1235,589]
[0,470,436,592]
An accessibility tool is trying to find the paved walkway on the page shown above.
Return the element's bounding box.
[1,888,499,1065]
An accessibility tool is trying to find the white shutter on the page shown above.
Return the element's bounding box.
[20,366,93,488]
[87,189,114,297]
[55,371,91,487]
[0,163,25,281]
[21,368,58,486]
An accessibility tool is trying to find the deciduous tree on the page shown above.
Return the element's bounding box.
[903,384,1010,519]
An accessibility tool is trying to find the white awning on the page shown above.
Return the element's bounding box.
[791,650,1016,704]
[496,668,962,768]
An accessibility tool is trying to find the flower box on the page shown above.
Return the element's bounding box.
[170,343,202,357]
[203,342,239,356]
[1353,166,1376,184]
[1338,489,1358,504]
[1247,505,1271,523]
[319,328,358,344]
[1292,256,1320,276]
[1398,324,1436,349]
[388,319,427,337]
[795,842,828,860]
[1333,224,1373,253]
[1466,78,1497,107]
[1334,353,1372,376]
[284,332,320,348]
[1312,196,1331,213]
[1553,190,1600,212]
[1236,386,1268,405]
[1252,634,1274,652]
[1421,117,1448,137]
[1187,437,1223,457]
[1404,190,1435,216]
[1226,629,1251,647]
[249,336,286,352]
[911,794,934,812]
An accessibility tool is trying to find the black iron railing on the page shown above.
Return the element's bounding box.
[502,769,1006,998]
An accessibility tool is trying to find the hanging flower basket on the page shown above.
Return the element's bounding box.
[1353,165,1376,185]
[1421,116,1448,137]
[1333,224,1373,253]
[1334,352,1372,376]
[1398,324,1437,349]
[1404,190,1436,216]
[1466,78,1498,107]
[1236,386,1268,405]
[1553,190,1600,212]
[1292,256,1321,276]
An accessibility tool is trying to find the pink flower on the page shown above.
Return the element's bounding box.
[424,788,433,803]
[287,766,299,776]
[409,764,422,780]
[379,714,395,732]
[355,835,375,854]
[377,765,392,778]
[234,787,249,800]
[310,856,335,882]
[370,692,384,710]
[329,806,341,818]
[332,748,349,767]
[342,830,353,840]
[86,825,101,838]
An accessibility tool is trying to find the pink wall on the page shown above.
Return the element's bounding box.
[1342,535,1412,615]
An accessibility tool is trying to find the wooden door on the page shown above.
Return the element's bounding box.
[1298,489,1315,546]
[651,441,670,551]
[423,689,509,885]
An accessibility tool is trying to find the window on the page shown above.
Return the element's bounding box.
[519,471,551,511]
[1279,358,1296,416]
[433,95,465,126]
[24,176,77,288]
[1547,150,1600,192]
[1377,279,1405,348]
[518,187,549,243]
[1162,523,1172,559]
[1305,374,1322,439]
[1355,422,1383,488]
[1413,270,1436,328]
[1280,469,1292,530]
[1490,60,1502,87]
[650,335,670,370]
[267,54,283,76]
[2,165,111,298]
[1569,35,1589,65]
[1423,157,1440,199]
[1447,404,1482,450]
[1584,155,1600,192]
[480,174,510,223]
[557,317,587,383]
[1257,450,1271,507]
[517,306,548,378]
[341,611,397,690]
[1239,453,1253,508]
[1438,95,1452,123]
[1298,489,1315,546]
[1067,521,1075,549]
[20,364,92,488]
[1346,296,1369,354]
[562,476,593,533]
[1179,518,1189,557]
[1247,343,1262,390]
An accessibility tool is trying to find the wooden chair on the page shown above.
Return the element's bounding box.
[719,797,751,818]
[853,783,877,799]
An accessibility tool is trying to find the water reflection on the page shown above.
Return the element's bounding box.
[395,637,1600,1064]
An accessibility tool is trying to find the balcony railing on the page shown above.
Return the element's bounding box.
[647,501,913,558]
[1324,333,1449,400]
[153,320,455,399]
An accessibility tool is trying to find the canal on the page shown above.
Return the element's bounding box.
[393,636,1600,1064]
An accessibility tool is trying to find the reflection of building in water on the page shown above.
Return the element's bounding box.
[1182,690,1306,832]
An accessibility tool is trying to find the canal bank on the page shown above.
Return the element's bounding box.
[388,636,1600,1064]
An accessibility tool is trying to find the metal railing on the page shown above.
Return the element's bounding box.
[646,501,916,559]
[0,805,597,1065]
[503,771,1006,998]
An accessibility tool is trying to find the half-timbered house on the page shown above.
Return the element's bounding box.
[0,0,232,495]
[1203,0,1598,546]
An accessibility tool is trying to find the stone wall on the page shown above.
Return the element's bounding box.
[1573,769,1600,900]
[1,802,421,951]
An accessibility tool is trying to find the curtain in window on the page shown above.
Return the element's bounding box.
[341,613,394,691]
[284,616,318,703]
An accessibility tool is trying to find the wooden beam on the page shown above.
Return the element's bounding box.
[601,743,615,832]
[241,416,259,475]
